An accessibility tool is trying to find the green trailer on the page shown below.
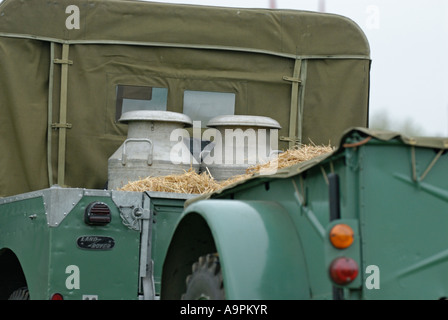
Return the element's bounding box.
[162,128,448,300]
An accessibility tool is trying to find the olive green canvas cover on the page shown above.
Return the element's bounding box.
[0,0,370,197]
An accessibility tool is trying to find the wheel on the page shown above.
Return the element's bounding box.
[181,253,225,300]
[8,287,30,300]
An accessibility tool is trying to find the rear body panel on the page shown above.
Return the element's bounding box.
[0,187,194,299]
[177,128,448,299]
[0,188,141,299]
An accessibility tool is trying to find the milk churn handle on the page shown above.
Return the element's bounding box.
[122,138,153,166]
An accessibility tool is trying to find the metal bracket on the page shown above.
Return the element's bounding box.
[119,205,144,231]
[411,146,444,182]
[114,191,155,299]
[112,190,147,231]
[140,192,155,300]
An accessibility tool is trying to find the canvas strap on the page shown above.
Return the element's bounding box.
[281,59,303,148]
[53,43,73,186]
[47,42,55,186]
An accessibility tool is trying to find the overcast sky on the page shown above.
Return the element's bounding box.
[1,0,447,136]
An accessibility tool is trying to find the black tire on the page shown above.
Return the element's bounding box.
[8,287,30,300]
[181,253,225,300]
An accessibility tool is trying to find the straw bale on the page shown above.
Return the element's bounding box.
[119,144,333,194]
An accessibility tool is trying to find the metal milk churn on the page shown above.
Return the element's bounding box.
[108,110,197,190]
[201,115,281,181]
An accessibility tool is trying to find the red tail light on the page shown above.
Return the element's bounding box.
[329,257,359,285]
[84,202,111,225]
[51,293,64,300]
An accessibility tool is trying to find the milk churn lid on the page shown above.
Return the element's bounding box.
[207,115,281,129]
[119,110,192,126]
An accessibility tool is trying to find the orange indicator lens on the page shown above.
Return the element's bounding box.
[329,224,354,249]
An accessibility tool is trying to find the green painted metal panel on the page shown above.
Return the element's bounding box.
[46,196,141,300]
[151,196,192,295]
[187,128,448,299]
[202,167,341,299]
[300,137,448,299]
[0,190,141,300]
[185,199,312,300]
[358,143,448,299]
[0,196,50,299]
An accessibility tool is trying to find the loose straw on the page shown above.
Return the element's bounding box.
[119,144,333,194]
